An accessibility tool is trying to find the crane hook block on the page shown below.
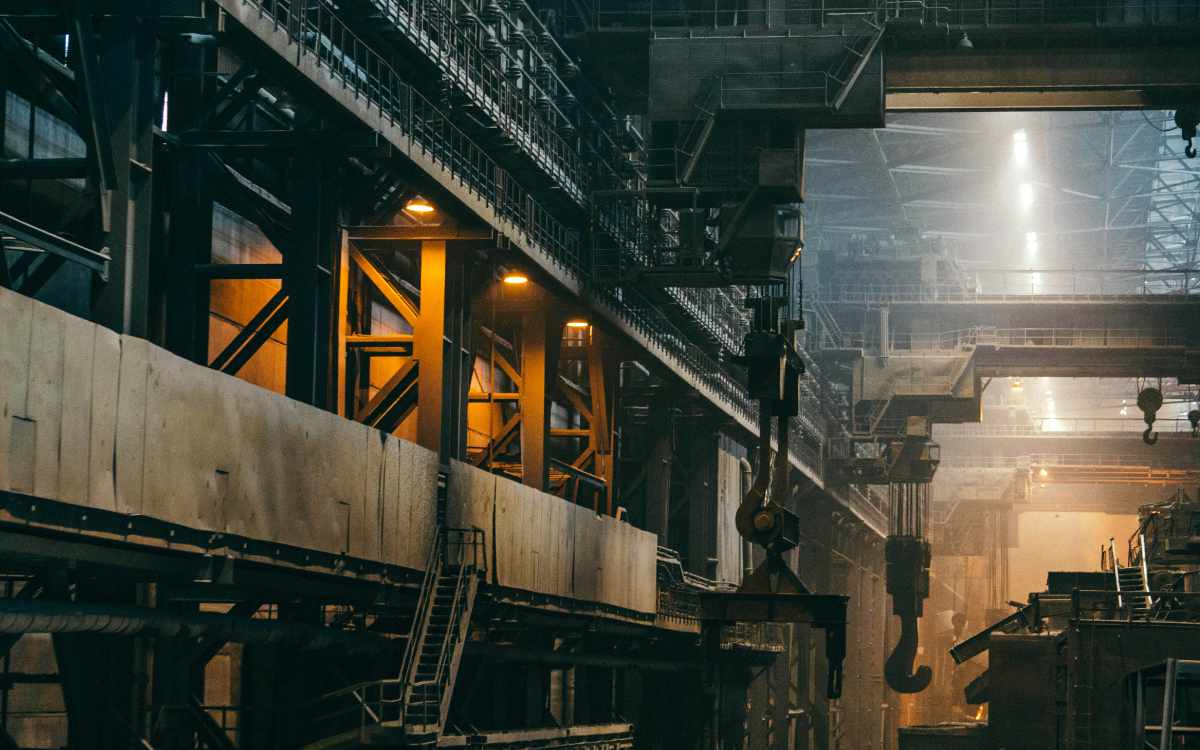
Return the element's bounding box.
[884,537,933,694]
[1137,388,1163,445]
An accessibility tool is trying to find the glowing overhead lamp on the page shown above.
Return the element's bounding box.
[1017,182,1034,211]
[565,318,590,329]
[1038,467,1049,479]
[502,271,529,285]
[404,196,435,214]
[1025,231,1039,257]
[1012,128,1029,166]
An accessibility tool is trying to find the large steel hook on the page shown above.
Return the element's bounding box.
[1138,387,1163,446]
[884,536,932,694]
[885,609,932,694]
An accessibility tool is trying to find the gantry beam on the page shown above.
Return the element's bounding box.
[886,46,1200,112]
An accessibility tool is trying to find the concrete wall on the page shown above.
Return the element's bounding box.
[0,285,438,568]
[0,287,656,615]
[447,460,658,614]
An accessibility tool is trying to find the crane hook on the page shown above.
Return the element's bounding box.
[884,536,933,694]
[1137,387,1163,446]
[885,611,933,694]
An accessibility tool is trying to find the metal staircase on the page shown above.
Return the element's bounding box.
[675,78,721,185]
[303,528,483,749]
[826,9,886,111]
[809,299,849,351]
[399,529,482,744]
[1111,537,1154,617]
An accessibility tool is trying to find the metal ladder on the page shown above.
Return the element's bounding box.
[300,528,483,750]
[825,8,886,111]
[810,299,847,350]
[1112,536,1153,617]
[674,77,721,184]
[397,528,483,745]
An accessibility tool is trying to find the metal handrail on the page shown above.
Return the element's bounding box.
[936,418,1194,436]
[401,527,483,730]
[1110,538,1125,608]
[1139,533,1155,610]
[582,0,1200,31]
[824,327,1191,353]
[397,530,444,720]
[236,0,836,481]
[362,0,592,203]
[940,453,1198,469]
[816,280,1199,305]
[1072,589,1200,623]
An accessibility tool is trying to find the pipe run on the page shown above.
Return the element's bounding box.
[0,600,398,653]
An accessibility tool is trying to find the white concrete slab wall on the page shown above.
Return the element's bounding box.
[447,459,657,614]
[0,287,656,614]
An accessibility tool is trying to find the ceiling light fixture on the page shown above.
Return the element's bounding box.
[957,32,973,50]
[502,272,529,285]
[565,319,590,329]
[1012,128,1029,166]
[405,196,435,214]
[1018,182,1035,211]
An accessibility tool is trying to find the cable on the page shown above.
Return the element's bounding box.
[1140,110,1175,133]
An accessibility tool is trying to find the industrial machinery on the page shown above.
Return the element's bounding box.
[701,288,848,698]
[827,422,939,693]
[885,482,933,693]
[1138,385,1165,445]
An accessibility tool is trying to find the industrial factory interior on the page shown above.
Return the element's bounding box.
[3,1,1200,749]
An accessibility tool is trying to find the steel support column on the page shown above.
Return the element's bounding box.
[88,6,155,336]
[642,396,675,545]
[686,429,720,578]
[587,329,619,515]
[284,154,335,407]
[520,311,565,491]
[163,42,212,363]
[415,240,448,455]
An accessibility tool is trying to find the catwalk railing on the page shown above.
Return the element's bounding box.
[935,418,1195,436]
[227,0,827,475]
[823,327,1192,353]
[563,0,1200,31]
[938,453,1199,470]
[815,278,1200,306]
[331,0,770,366]
[352,0,589,204]
[1071,590,1200,623]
